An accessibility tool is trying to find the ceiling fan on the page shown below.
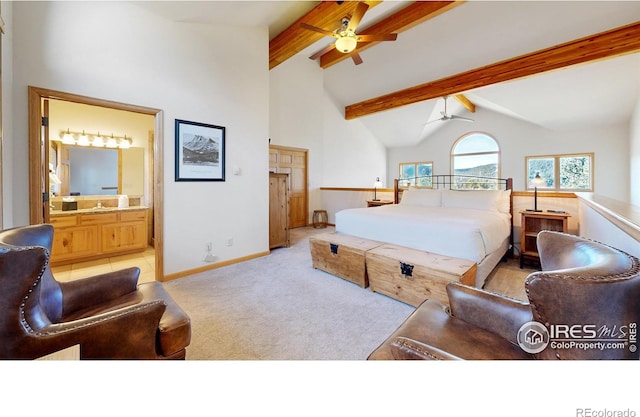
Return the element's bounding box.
[301,2,397,65]
[425,96,475,124]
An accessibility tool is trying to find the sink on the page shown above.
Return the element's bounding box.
[92,207,115,211]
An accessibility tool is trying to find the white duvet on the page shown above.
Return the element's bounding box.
[335,204,511,263]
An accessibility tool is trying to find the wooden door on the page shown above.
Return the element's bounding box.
[269,173,289,249]
[270,145,308,229]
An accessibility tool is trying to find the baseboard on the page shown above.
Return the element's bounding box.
[161,250,271,282]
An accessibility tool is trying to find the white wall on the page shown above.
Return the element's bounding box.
[1,1,14,227]
[11,2,269,275]
[388,106,630,199]
[269,54,387,215]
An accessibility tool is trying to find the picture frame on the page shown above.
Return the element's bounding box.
[175,119,225,182]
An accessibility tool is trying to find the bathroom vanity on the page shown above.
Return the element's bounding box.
[49,205,148,266]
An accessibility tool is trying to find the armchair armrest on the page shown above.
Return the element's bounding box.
[390,337,463,360]
[446,282,533,344]
[37,300,166,359]
[58,267,140,318]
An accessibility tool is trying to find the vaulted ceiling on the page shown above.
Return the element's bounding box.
[134,1,640,147]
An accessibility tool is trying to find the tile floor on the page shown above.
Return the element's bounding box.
[51,246,156,283]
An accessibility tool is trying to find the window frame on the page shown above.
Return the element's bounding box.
[398,161,433,188]
[450,132,501,189]
[525,152,594,192]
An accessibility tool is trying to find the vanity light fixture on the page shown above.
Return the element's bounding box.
[77,130,90,146]
[119,135,131,149]
[92,134,105,147]
[61,129,76,145]
[59,129,133,148]
[105,134,118,148]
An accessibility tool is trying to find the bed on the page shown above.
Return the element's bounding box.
[335,175,513,288]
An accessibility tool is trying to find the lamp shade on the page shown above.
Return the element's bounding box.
[374,177,383,188]
[529,172,546,188]
[335,32,357,53]
[61,129,75,145]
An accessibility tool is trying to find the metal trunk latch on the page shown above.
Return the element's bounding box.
[399,261,414,278]
[330,243,339,255]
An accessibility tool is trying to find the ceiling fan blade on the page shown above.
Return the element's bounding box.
[347,2,369,32]
[449,115,475,122]
[424,118,445,125]
[356,33,398,42]
[300,23,336,38]
[309,43,336,60]
[351,52,363,65]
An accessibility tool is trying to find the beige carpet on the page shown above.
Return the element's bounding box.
[164,227,532,360]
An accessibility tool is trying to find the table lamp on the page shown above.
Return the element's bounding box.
[527,172,545,212]
[373,177,383,201]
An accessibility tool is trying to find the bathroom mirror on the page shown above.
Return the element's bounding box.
[51,144,144,197]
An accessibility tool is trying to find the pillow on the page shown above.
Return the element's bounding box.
[497,189,512,214]
[441,189,505,212]
[400,188,442,207]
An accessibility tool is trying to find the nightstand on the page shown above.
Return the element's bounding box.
[367,200,393,207]
[520,210,571,268]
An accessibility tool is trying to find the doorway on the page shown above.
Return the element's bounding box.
[28,86,166,280]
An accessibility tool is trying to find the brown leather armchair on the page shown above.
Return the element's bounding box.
[0,224,191,359]
[368,231,640,360]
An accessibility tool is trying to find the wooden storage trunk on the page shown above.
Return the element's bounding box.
[309,232,383,288]
[366,243,477,307]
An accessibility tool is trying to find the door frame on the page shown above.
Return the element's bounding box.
[28,86,166,280]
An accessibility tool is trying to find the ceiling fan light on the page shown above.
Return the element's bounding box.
[335,33,357,54]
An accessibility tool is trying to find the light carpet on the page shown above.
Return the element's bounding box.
[163,227,415,360]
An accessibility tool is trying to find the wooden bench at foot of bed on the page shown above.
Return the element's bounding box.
[366,244,477,307]
[309,232,384,288]
[309,232,477,306]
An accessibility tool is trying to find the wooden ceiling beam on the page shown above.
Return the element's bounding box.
[454,94,475,113]
[319,1,464,69]
[345,21,640,119]
[269,1,381,70]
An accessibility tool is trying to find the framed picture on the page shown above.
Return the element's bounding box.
[175,119,225,181]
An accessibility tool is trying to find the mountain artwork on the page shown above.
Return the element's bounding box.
[182,134,219,166]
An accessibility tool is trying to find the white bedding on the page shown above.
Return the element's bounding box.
[335,204,511,264]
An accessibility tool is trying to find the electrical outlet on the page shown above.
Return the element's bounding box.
[204,242,216,263]
[226,237,233,246]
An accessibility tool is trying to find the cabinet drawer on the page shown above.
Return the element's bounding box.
[80,213,118,225]
[120,210,147,222]
[50,216,77,228]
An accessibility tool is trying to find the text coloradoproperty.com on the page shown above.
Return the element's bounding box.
[551,341,627,350]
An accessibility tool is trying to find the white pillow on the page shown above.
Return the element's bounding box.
[441,189,504,212]
[400,188,442,207]
[497,189,512,214]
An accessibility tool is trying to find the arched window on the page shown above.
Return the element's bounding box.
[451,132,500,189]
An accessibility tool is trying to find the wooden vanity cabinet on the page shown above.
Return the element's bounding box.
[101,210,148,254]
[50,209,148,265]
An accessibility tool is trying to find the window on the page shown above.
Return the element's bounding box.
[451,132,500,189]
[525,153,593,191]
[399,161,433,187]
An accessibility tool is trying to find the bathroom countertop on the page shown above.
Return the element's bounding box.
[50,206,149,216]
